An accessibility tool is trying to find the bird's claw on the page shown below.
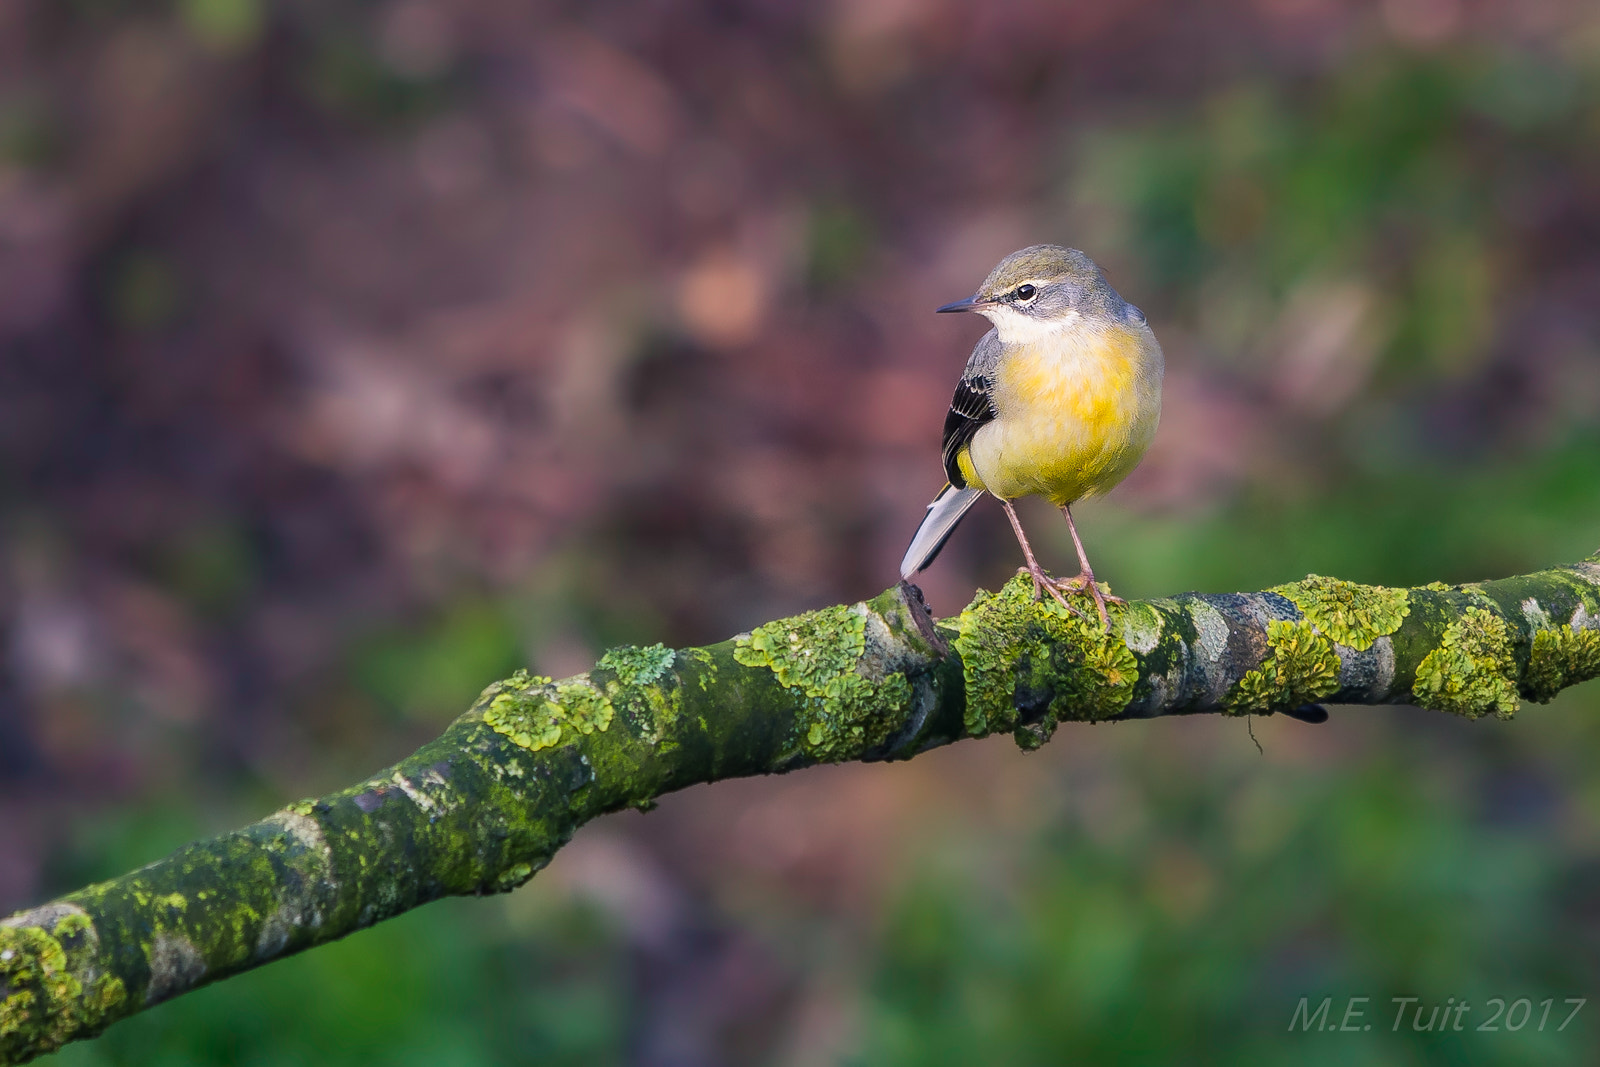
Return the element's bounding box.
[1053,575,1125,603]
[1016,566,1090,622]
[1049,574,1119,631]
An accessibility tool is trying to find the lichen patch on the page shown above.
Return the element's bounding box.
[1224,619,1341,715]
[483,675,613,752]
[1523,624,1600,704]
[1276,575,1410,651]
[734,603,912,761]
[1412,607,1520,719]
[0,912,126,1062]
[596,644,676,687]
[493,861,537,892]
[952,576,1137,746]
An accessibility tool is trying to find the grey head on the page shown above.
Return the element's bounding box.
[936,244,1144,327]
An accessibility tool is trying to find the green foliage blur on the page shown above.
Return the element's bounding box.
[9,2,1600,1064]
[865,749,1597,1065]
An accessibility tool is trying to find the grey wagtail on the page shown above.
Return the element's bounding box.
[900,244,1164,629]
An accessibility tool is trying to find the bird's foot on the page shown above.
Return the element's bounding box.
[1051,574,1126,604]
[1051,574,1121,631]
[1015,566,1090,622]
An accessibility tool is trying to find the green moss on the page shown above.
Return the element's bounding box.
[596,644,676,687]
[1411,606,1520,719]
[952,576,1138,745]
[1224,619,1341,715]
[733,604,912,761]
[482,675,612,751]
[0,921,126,1061]
[89,974,126,1014]
[1522,624,1600,703]
[51,913,91,941]
[1275,575,1410,651]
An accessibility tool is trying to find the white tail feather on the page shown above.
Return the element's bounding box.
[900,486,985,581]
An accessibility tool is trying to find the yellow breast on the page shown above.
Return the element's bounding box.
[964,321,1162,506]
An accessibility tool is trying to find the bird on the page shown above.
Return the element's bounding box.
[899,244,1164,629]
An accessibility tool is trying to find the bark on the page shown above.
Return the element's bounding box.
[4,557,1600,1063]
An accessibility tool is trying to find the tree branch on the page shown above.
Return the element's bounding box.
[5,557,1600,1063]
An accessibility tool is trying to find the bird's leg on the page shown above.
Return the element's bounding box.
[1053,504,1123,630]
[999,498,1087,620]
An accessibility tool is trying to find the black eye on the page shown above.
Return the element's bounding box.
[1015,284,1036,301]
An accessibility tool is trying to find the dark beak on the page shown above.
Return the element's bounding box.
[935,293,994,314]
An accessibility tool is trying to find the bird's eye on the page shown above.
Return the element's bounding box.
[1014,284,1036,301]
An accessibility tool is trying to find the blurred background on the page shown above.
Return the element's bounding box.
[4,0,1600,1063]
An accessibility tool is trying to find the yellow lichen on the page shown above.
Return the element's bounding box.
[1522,624,1600,704]
[483,675,611,751]
[1225,619,1341,715]
[552,682,614,735]
[1275,575,1410,651]
[1412,607,1520,720]
[733,604,912,761]
[504,668,542,690]
[0,921,127,1061]
[494,862,535,891]
[953,576,1138,744]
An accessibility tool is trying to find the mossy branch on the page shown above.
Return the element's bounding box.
[6,556,1600,1063]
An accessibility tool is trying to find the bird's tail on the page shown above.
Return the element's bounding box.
[900,485,985,581]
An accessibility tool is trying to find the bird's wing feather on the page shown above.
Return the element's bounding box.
[940,331,1001,487]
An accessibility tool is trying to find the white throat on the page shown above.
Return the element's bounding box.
[980,306,1081,347]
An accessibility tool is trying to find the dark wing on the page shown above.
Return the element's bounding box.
[940,375,996,487]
